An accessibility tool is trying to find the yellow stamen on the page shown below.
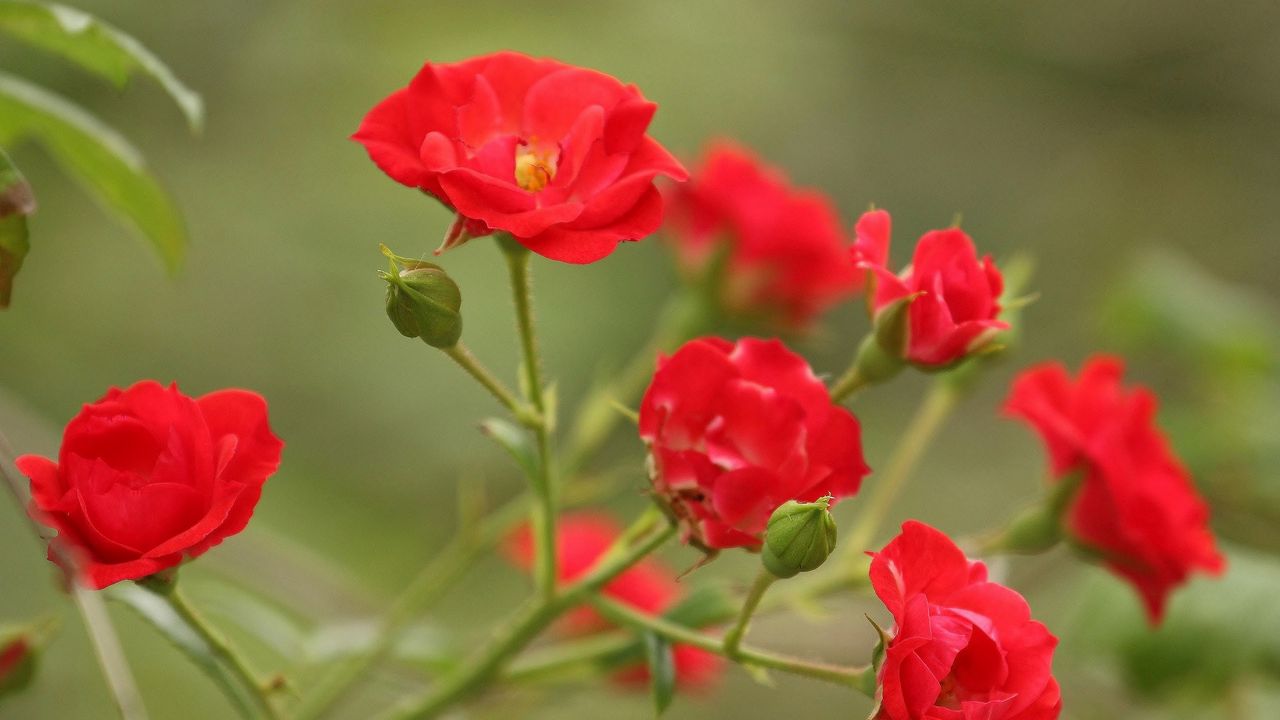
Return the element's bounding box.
[514,146,556,193]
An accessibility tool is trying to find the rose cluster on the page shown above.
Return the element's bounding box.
[8,50,1229,720]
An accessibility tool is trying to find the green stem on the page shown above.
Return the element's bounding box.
[589,596,872,691]
[441,342,540,427]
[722,569,776,659]
[830,334,903,404]
[294,496,528,720]
[845,379,960,554]
[828,365,869,404]
[502,243,557,601]
[387,520,676,719]
[162,588,280,720]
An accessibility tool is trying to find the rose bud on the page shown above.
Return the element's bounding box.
[16,381,283,589]
[869,521,1062,720]
[0,635,35,699]
[851,209,1008,368]
[638,337,869,552]
[353,51,687,264]
[381,255,463,349]
[664,142,861,331]
[761,496,837,579]
[504,513,722,690]
[1004,355,1224,623]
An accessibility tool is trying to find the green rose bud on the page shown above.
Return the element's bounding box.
[379,246,462,349]
[761,496,838,579]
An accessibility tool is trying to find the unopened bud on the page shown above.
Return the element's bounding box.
[380,246,462,349]
[762,496,837,578]
[0,617,54,700]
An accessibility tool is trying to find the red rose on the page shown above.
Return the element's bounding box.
[664,142,861,329]
[852,209,1007,367]
[504,513,721,689]
[870,521,1061,720]
[638,337,869,550]
[353,51,687,264]
[1004,356,1224,622]
[16,381,283,589]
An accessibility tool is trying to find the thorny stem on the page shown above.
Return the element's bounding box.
[502,243,558,602]
[441,342,541,428]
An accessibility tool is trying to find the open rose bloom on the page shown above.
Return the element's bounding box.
[353,51,687,263]
[870,522,1061,720]
[505,513,721,689]
[16,381,283,589]
[664,142,862,329]
[853,209,1007,367]
[639,337,869,550]
[1005,356,1224,622]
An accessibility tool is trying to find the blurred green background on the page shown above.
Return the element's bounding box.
[2,1,1279,718]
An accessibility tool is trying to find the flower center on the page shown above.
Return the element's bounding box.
[514,144,557,192]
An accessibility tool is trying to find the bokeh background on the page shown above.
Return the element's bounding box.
[2,1,1278,718]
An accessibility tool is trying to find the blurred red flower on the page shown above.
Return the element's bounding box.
[17,381,282,589]
[1005,355,1224,622]
[852,209,1007,367]
[354,51,687,264]
[664,141,862,329]
[504,513,721,689]
[638,337,869,550]
[870,521,1061,720]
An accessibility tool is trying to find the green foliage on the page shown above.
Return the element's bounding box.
[479,418,540,482]
[1067,550,1280,705]
[641,630,675,716]
[1103,249,1280,555]
[0,0,202,130]
[0,71,186,274]
[0,147,35,307]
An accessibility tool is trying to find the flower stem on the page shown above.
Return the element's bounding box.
[163,588,280,720]
[589,595,872,692]
[387,518,676,719]
[441,342,540,427]
[845,378,961,554]
[722,568,776,659]
[502,242,557,601]
[830,334,903,403]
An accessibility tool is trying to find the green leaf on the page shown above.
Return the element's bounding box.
[0,147,35,308]
[108,583,260,719]
[479,418,539,481]
[641,630,676,717]
[0,71,185,273]
[0,0,202,130]
[663,583,737,628]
